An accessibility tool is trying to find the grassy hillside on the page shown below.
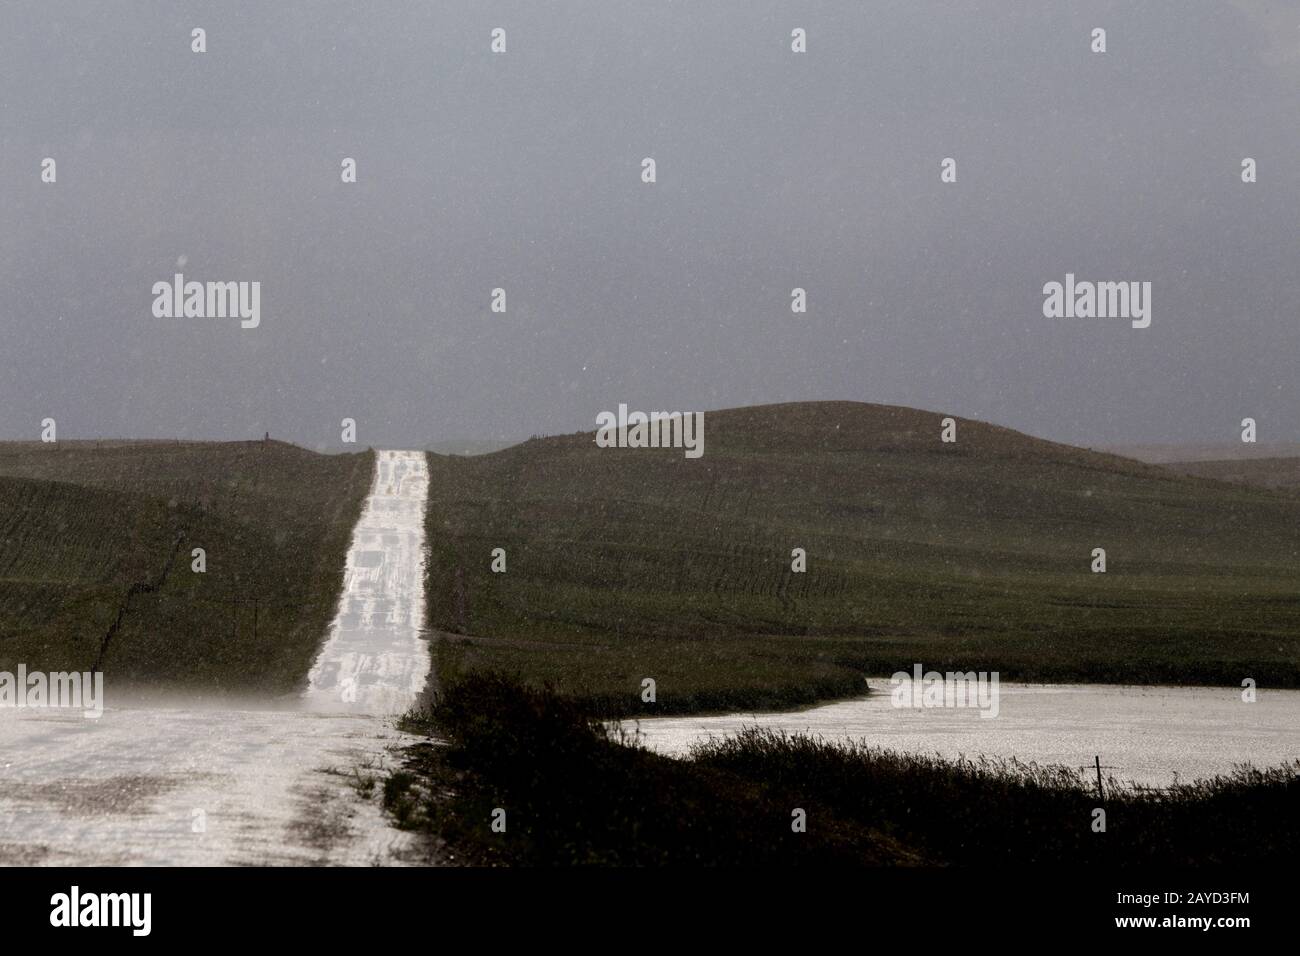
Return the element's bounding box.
[0,440,373,692]
[422,401,1300,714]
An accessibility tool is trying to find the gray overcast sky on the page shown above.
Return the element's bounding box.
[2,1,1297,450]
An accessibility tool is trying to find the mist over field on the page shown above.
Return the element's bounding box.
[2,1,1298,448]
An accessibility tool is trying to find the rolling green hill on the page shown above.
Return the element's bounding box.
[0,441,372,692]
[423,401,1300,714]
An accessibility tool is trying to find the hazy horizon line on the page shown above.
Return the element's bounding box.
[5,398,1298,458]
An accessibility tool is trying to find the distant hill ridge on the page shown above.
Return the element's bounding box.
[1103,442,1300,464]
[507,400,1169,476]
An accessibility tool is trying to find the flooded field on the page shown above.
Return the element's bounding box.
[626,681,1300,788]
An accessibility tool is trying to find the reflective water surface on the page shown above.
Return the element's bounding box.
[625,682,1300,788]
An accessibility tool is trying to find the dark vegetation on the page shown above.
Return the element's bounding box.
[423,402,1300,715]
[388,673,1300,866]
[0,440,372,691]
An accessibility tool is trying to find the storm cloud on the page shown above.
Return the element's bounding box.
[1,1,1296,449]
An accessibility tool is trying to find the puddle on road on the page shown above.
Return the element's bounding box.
[0,707,427,866]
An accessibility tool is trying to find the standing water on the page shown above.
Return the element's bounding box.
[625,682,1300,788]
